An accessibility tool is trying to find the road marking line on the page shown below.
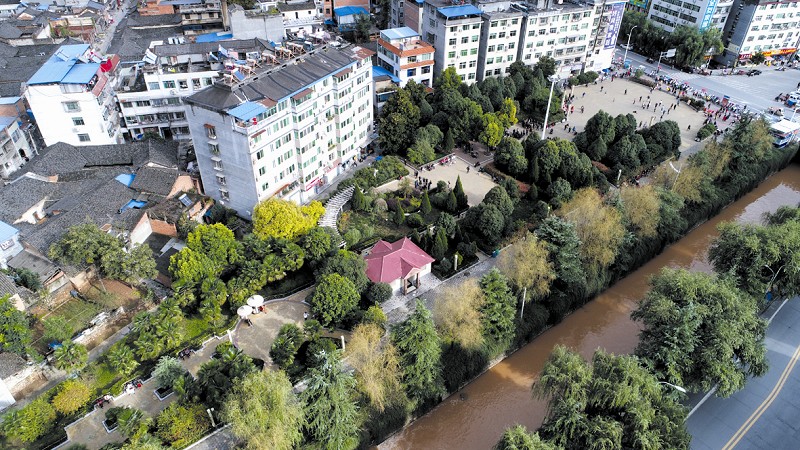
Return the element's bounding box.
[721,341,800,450]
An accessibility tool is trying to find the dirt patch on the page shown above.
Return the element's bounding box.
[9,370,48,399]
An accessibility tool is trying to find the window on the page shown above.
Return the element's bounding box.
[460,49,468,56]
[459,62,467,69]
[261,182,269,191]
[72,117,85,126]
[219,189,229,200]
[461,36,469,44]
[448,51,456,58]
[206,126,217,139]
[472,35,479,42]
[78,133,90,142]
[213,160,223,170]
[148,82,160,90]
[256,149,264,160]
[449,38,456,46]
[216,175,226,185]
[163,80,176,89]
[135,100,150,107]
[470,48,477,55]
[209,143,219,154]
[490,33,497,40]
[259,167,266,175]
[63,102,80,112]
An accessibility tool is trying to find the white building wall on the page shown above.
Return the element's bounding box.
[117,69,219,140]
[187,58,373,217]
[478,13,524,81]
[649,0,732,32]
[0,120,33,179]
[25,84,118,147]
[737,1,800,59]
[422,8,483,83]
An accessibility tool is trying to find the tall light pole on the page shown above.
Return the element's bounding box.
[623,25,638,64]
[541,75,559,139]
[659,381,687,393]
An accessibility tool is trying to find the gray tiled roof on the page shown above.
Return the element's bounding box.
[0,273,18,298]
[130,165,179,196]
[0,351,26,380]
[0,176,58,224]
[185,45,358,112]
[127,12,182,27]
[0,140,180,253]
[7,248,59,282]
[277,1,317,12]
[154,38,269,57]
[0,23,22,39]
[0,39,82,97]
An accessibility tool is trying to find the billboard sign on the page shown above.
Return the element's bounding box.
[700,0,719,30]
[603,3,625,50]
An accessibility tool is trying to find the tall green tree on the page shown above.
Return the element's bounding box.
[156,403,211,449]
[454,176,468,209]
[301,350,361,450]
[309,274,360,327]
[391,300,445,405]
[379,88,421,156]
[534,346,690,450]
[252,199,325,241]
[632,268,768,397]
[0,294,31,356]
[317,250,370,293]
[709,216,800,300]
[497,234,555,304]
[270,323,304,369]
[420,190,432,216]
[479,269,516,353]
[495,425,562,450]
[222,370,304,450]
[53,341,88,372]
[106,343,139,376]
[430,228,448,261]
[1,397,56,443]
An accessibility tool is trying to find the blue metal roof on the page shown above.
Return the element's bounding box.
[382,27,419,41]
[115,173,135,186]
[0,116,16,130]
[27,44,98,85]
[196,32,233,43]
[334,6,368,16]
[0,221,19,243]
[228,101,267,121]
[437,4,482,18]
[61,63,100,84]
[372,65,400,83]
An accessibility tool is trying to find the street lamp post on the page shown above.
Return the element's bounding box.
[541,75,559,139]
[623,25,638,64]
[659,381,687,393]
[764,264,785,298]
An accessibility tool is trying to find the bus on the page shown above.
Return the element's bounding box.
[769,119,800,148]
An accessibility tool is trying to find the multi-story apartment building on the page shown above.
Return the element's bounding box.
[24,44,121,147]
[170,0,227,35]
[277,1,324,34]
[476,0,524,80]
[0,115,34,179]
[377,27,436,87]
[393,0,624,82]
[648,0,734,32]
[717,0,800,66]
[184,44,374,216]
[517,0,596,74]
[116,39,275,141]
[421,0,484,83]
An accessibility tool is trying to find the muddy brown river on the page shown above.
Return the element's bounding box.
[380,164,800,450]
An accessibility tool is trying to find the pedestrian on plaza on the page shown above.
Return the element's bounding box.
[580,106,584,113]
[624,89,627,95]
[467,166,470,173]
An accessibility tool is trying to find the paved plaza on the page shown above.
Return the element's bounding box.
[64,377,177,450]
[376,156,498,207]
[545,76,711,151]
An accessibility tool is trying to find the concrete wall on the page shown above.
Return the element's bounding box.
[25,84,117,147]
[229,8,285,41]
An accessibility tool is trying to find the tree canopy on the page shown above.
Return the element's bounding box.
[301,350,361,450]
[252,198,325,241]
[433,279,485,349]
[346,323,406,412]
[309,273,360,327]
[632,268,768,397]
[0,294,31,356]
[557,189,625,274]
[534,346,690,449]
[222,370,304,450]
[392,299,445,405]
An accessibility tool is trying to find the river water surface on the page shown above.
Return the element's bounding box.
[380,164,800,450]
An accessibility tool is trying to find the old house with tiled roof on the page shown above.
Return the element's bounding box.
[364,237,435,295]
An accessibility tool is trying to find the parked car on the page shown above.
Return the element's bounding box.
[747,69,762,76]
[646,57,655,63]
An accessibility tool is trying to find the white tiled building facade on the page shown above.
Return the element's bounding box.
[393,0,624,83]
[24,44,121,147]
[377,27,436,87]
[718,0,800,65]
[648,0,734,32]
[184,45,374,216]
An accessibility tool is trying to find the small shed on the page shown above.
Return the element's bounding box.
[364,238,435,295]
[333,6,368,32]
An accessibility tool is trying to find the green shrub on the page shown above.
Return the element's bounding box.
[696,123,717,140]
[365,282,393,304]
[155,403,211,448]
[406,213,425,228]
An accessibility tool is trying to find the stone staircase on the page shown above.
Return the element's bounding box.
[318,185,354,247]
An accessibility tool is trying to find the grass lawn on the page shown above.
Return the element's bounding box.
[49,298,102,336]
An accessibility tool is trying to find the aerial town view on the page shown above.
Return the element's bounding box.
[0,0,799,447]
